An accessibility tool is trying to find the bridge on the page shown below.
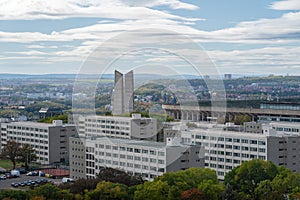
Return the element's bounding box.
[162,104,300,122]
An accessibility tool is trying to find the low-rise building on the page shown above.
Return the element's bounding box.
[77,114,157,141]
[0,120,77,165]
[69,136,204,180]
[179,125,300,180]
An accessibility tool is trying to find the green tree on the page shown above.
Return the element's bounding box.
[0,189,28,200]
[198,180,224,200]
[224,159,278,195]
[134,180,170,200]
[254,180,278,200]
[31,183,70,200]
[18,143,37,171]
[0,140,21,169]
[86,181,128,200]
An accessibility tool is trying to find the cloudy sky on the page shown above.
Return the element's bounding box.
[0,0,299,75]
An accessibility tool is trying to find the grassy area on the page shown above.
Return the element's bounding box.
[0,159,22,170]
[0,159,13,170]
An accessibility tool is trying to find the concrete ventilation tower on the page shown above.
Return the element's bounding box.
[112,70,134,115]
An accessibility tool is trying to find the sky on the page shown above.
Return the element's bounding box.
[0,0,299,75]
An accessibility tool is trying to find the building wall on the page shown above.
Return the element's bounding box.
[124,70,134,114]
[244,121,262,133]
[267,136,300,173]
[112,70,124,115]
[69,137,86,179]
[178,127,300,180]
[69,137,203,181]
[0,121,77,165]
[78,115,157,141]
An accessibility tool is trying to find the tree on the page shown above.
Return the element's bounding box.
[59,178,99,195]
[97,167,143,186]
[0,140,21,169]
[0,189,28,200]
[18,144,37,171]
[134,180,170,200]
[181,188,206,200]
[198,180,224,200]
[86,181,128,200]
[31,183,73,200]
[224,159,278,196]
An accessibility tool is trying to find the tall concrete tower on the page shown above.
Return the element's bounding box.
[112,70,134,115]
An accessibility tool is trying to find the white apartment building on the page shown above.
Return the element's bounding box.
[0,120,77,165]
[69,136,204,180]
[178,126,300,180]
[262,122,300,135]
[77,114,157,141]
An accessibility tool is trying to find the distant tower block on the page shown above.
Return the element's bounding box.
[112,70,134,115]
[113,70,124,115]
[124,70,134,113]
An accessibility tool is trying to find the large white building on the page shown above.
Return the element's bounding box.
[0,120,77,165]
[77,114,157,141]
[69,136,204,180]
[165,122,300,180]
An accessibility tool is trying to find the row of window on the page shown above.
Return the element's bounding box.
[85,119,130,125]
[207,154,266,161]
[207,150,266,157]
[94,160,165,172]
[194,135,266,145]
[95,144,165,156]
[7,126,48,132]
[7,137,48,144]
[7,132,48,138]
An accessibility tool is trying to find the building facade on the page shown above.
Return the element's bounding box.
[178,126,300,180]
[0,120,77,165]
[77,114,157,141]
[69,137,204,180]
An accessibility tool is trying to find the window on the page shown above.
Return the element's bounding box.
[158,152,165,156]
[142,157,148,162]
[134,156,141,161]
[250,147,257,152]
[241,139,248,143]
[142,149,148,154]
[233,138,240,143]
[150,150,156,155]
[134,148,141,153]
[233,146,240,150]
[158,160,165,164]
[250,140,257,144]
[242,146,249,151]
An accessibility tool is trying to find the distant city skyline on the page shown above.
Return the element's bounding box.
[0,0,299,75]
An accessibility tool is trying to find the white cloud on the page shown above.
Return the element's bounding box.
[0,0,202,21]
[270,0,300,10]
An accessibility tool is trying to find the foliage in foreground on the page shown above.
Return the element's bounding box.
[1,160,300,200]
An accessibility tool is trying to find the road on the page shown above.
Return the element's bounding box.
[0,174,62,190]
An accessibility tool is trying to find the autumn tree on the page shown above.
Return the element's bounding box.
[181,188,206,200]
[0,140,21,169]
[86,181,128,200]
